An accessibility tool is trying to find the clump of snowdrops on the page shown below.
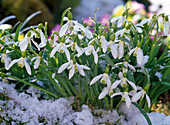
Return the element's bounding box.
[0,8,169,117]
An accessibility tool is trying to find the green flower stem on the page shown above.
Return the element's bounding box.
[60,7,71,27]
[110,98,113,109]
[0,72,58,98]
[132,102,152,125]
[104,97,110,110]
[116,100,122,110]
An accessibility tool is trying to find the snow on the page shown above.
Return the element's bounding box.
[0,82,169,125]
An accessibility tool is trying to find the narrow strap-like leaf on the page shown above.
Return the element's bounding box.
[132,102,152,125]
[0,15,16,25]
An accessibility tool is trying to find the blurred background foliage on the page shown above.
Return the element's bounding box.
[0,0,80,32]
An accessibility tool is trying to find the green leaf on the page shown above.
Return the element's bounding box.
[99,54,114,67]
[154,81,170,87]
[14,23,22,42]
[0,15,16,25]
[20,11,41,31]
[132,102,152,125]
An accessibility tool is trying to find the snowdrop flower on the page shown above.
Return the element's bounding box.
[111,91,131,108]
[107,40,118,58]
[0,24,12,30]
[98,79,113,99]
[19,31,40,51]
[90,73,111,85]
[118,41,124,59]
[83,44,98,64]
[155,71,163,80]
[100,35,108,53]
[129,42,143,65]
[163,15,170,36]
[110,15,126,27]
[7,57,31,75]
[132,85,151,108]
[1,53,11,70]
[70,42,83,57]
[50,41,71,61]
[111,72,137,90]
[31,56,41,69]
[58,60,90,79]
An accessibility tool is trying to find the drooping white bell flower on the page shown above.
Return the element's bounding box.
[50,42,71,61]
[111,72,137,90]
[70,42,83,57]
[90,73,111,85]
[0,24,12,30]
[83,45,98,64]
[7,57,31,75]
[58,60,90,79]
[110,15,126,27]
[115,61,136,73]
[100,35,108,53]
[128,42,143,66]
[111,91,131,108]
[131,88,151,108]
[118,41,124,59]
[19,32,40,51]
[98,79,113,99]
[1,53,11,70]
[31,56,41,69]
[39,30,47,48]
[107,40,118,59]
[163,15,170,36]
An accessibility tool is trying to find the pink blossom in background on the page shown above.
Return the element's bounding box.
[100,14,110,27]
[50,24,60,34]
[83,18,95,26]
[131,1,145,13]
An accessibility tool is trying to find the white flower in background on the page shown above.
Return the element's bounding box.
[31,56,41,69]
[111,91,131,108]
[1,53,11,70]
[132,88,151,108]
[118,41,124,59]
[163,15,170,36]
[110,15,126,27]
[83,45,98,64]
[58,60,90,79]
[129,43,143,65]
[155,71,163,80]
[0,24,12,30]
[100,35,108,53]
[90,73,111,85]
[7,57,31,75]
[111,72,137,90]
[50,42,71,61]
[19,32,40,51]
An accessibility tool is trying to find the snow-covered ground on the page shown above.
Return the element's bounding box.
[0,82,169,125]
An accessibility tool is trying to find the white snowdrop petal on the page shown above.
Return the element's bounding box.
[34,58,40,69]
[128,64,136,72]
[117,16,124,27]
[110,92,122,98]
[59,22,69,37]
[131,91,143,102]
[136,48,143,65]
[110,43,118,59]
[146,94,151,108]
[128,48,136,56]
[64,48,71,61]
[77,64,85,76]
[92,48,98,64]
[127,79,137,90]
[7,58,20,70]
[90,74,103,85]
[98,88,108,99]
[110,16,121,22]
[58,61,71,73]
[24,59,31,75]
[39,30,47,48]
[32,40,40,51]
[50,46,58,57]
[19,38,28,52]
[80,65,90,70]
[111,80,122,89]
[118,41,124,59]
[69,66,75,79]
[125,95,131,108]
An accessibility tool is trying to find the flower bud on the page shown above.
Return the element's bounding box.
[27,31,31,37]
[110,33,115,41]
[137,41,141,48]
[50,35,54,40]
[105,65,110,73]
[125,55,129,61]
[144,84,150,91]
[165,15,169,22]
[61,37,65,43]
[38,23,43,29]
[126,23,131,30]
[123,73,127,78]
[68,11,73,20]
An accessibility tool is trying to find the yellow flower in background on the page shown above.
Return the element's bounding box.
[113,5,125,17]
